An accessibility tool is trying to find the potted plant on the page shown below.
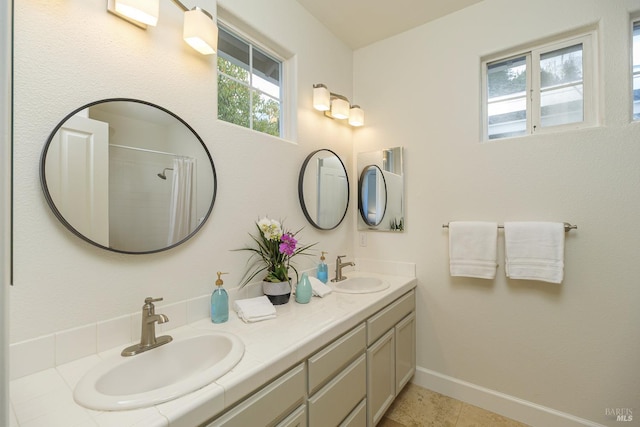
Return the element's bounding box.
[237,217,316,304]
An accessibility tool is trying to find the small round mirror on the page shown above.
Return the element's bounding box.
[298,149,349,230]
[40,98,217,254]
[358,165,387,227]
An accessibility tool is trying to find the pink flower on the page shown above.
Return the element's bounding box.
[279,233,297,256]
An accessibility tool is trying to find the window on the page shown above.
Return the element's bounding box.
[633,20,640,120]
[483,31,596,140]
[217,25,283,137]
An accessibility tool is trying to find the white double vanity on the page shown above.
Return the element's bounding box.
[10,267,416,427]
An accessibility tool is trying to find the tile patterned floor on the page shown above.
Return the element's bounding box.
[379,384,530,427]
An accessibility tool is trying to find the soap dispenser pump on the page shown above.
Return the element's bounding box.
[317,251,328,283]
[211,272,229,324]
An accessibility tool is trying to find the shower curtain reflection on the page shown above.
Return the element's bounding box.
[167,157,196,245]
[110,145,189,252]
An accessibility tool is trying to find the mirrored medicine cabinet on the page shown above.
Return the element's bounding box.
[357,146,404,232]
[40,98,217,254]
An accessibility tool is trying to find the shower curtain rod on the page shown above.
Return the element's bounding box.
[110,144,183,158]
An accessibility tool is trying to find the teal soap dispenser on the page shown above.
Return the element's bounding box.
[317,251,328,284]
[211,271,229,323]
[295,272,312,304]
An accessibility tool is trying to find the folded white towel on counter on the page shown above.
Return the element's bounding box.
[448,221,498,279]
[233,296,276,323]
[504,222,565,284]
[308,275,332,297]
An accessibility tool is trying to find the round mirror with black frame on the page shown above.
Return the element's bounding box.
[298,149,349,230]
[358,164,387,227]
[40,98,217,254]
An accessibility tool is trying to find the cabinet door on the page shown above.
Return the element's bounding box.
[395,312,416,393]
[366,329,395,426]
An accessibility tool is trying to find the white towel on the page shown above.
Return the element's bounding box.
[233,296,276,323]
[308,276,332,297]
[504,222,565,284]
[448,221,498,279]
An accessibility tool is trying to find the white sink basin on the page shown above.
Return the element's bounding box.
[74,330,244,410]
[331,276,390,294]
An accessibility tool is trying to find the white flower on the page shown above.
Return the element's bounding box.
[258,217,282,241]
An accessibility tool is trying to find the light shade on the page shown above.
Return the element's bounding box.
[331,97,350,120]
[113,0,159,26]
[313,84,331,111]
[348,105,365,127]
[183,7,218,55]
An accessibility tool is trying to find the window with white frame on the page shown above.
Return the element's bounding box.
[217,25,283,137]
[632,20,640,120]
[483,31,597,141]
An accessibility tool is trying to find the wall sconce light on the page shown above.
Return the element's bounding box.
[313,83,365,127]
[348,105,364,127]
[107,0,218,55]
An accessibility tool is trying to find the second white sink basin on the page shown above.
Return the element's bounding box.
[74,330,244,410]
[331,276,390,294]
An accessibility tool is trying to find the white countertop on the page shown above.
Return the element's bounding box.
[10,271,416,427]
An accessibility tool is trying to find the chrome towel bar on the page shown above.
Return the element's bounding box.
[442,222,577,233]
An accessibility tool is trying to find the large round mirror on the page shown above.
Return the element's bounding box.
[358,165,387,227]
[40,98,217,254]
[298,149,349,230]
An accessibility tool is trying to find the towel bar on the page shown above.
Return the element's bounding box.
[442,222,577,233]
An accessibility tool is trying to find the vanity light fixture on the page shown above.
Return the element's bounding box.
[182,6,218,55]
[330,96,350,120]
[108,0,159,28]
[312,83,365,127]
[348,105,364,127]
[312,84,331,111]
[107,0,218,55]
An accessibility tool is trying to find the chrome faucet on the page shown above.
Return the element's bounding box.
[331,255,355,282]
[121,297,173,357]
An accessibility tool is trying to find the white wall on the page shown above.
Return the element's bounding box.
[11,0,354,342]
[1,1,12,424]
[353,0,640,425]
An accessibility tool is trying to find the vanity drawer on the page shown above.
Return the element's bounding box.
[276,404,307,427]
[339,398,366,427]
[307,323,366,395]
[208,363,305,427]
[367,290,415,346]
[308,354,366,426]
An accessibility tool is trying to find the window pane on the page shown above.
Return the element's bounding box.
[540,43,583,127]
[218,73,250,127]
[218,56,249,84]
[252,90,280,137]
[217,25,283,137]
[253,49,280,87]
[633,22,640,120]
[218,27,250,84]
[487,56,527,139]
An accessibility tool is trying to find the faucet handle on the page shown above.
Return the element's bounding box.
[144,297,163,305]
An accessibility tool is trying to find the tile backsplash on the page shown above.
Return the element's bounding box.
[10,260,416,381]
[9,294,210,381]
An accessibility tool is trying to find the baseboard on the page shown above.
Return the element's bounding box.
[413,366,605,427]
